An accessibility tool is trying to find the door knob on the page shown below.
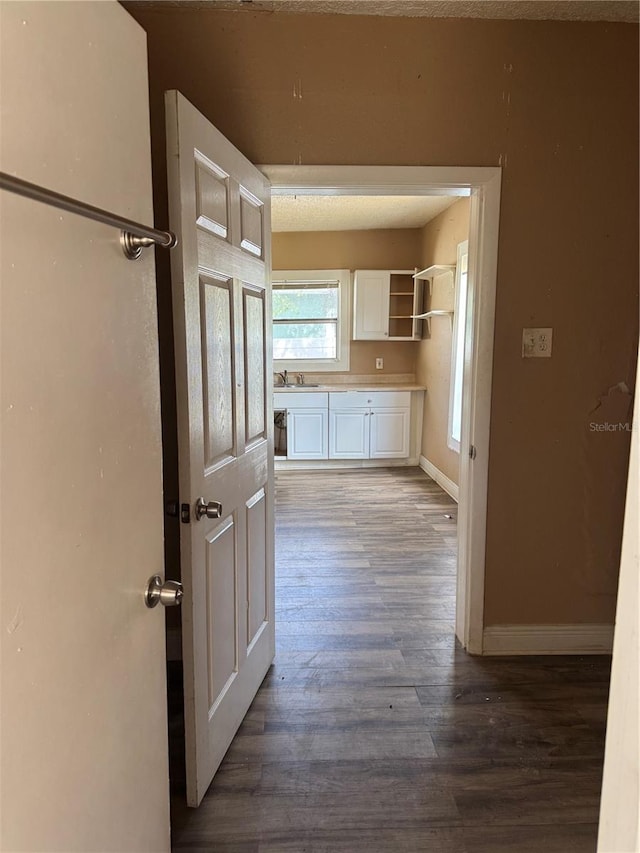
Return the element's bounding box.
[145,575,183,608]
[195,497,223,520]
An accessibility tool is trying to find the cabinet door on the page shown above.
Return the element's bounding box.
[369,408,410,458]
[329,409,370,459]
[287,408,328,460]
[353,271,390,340]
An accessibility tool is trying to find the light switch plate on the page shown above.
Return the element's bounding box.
[522,327,553,358]
[375,357,384,369]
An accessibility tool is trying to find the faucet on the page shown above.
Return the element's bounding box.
[277,370,289,386]
[297,373,305,386]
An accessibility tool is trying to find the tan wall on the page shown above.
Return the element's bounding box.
[273,228,420,376]
[416,198,471,486]
[126,7,639,628]
[274,228,421,270]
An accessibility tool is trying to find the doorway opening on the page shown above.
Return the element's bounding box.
[264,165,501,653]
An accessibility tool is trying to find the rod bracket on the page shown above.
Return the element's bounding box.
[120,231,155,260]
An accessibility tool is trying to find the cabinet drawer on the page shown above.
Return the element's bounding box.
[329,390,411,409]
[274,391,328,409]
[369,390,411,409]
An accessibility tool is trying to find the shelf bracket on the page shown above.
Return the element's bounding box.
[411,309,454,335]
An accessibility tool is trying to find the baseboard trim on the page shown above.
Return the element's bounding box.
[275,457,419,471]
[419,455,459,502]
[482,623,614,655]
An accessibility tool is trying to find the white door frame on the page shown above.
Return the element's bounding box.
[261,165,501,654]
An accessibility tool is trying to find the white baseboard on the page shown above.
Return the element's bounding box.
[419,455,459,502]
[483,623,614,655]
[275,457,419,471]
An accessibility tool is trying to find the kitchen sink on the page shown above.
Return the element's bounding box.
[276,383,323,389]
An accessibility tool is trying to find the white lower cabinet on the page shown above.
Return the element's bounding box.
[274,389,413,462]
[329,391,411,460]
[329,410,369,459]
[273,392,329,460]
[287,408,328,460]
[369,408,410,458]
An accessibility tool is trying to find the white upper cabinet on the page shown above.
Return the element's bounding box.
[353,270,422,341]
[353,270,391,339]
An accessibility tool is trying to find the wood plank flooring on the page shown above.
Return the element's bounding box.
[170,467,611,852]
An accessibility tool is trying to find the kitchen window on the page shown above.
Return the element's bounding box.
[272,269,350,372]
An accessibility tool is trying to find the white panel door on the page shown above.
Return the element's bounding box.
[370,408,411,458]
[0,3,170,850]
[329,409,370,459]
[165,91,274,807]
[353,270,390,339]
[287,408,328,459]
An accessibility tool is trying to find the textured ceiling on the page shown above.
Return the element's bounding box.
[271,194,459,232]
[130,1,639,22]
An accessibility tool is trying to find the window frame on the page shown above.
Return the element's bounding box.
[447,241,469,453]
[272,268,351,373]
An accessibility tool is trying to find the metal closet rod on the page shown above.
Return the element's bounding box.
[0,171,177,259]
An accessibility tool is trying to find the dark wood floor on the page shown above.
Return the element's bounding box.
[170,467,611,852]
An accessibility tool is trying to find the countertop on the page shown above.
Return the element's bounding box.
[273,384,426,392]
